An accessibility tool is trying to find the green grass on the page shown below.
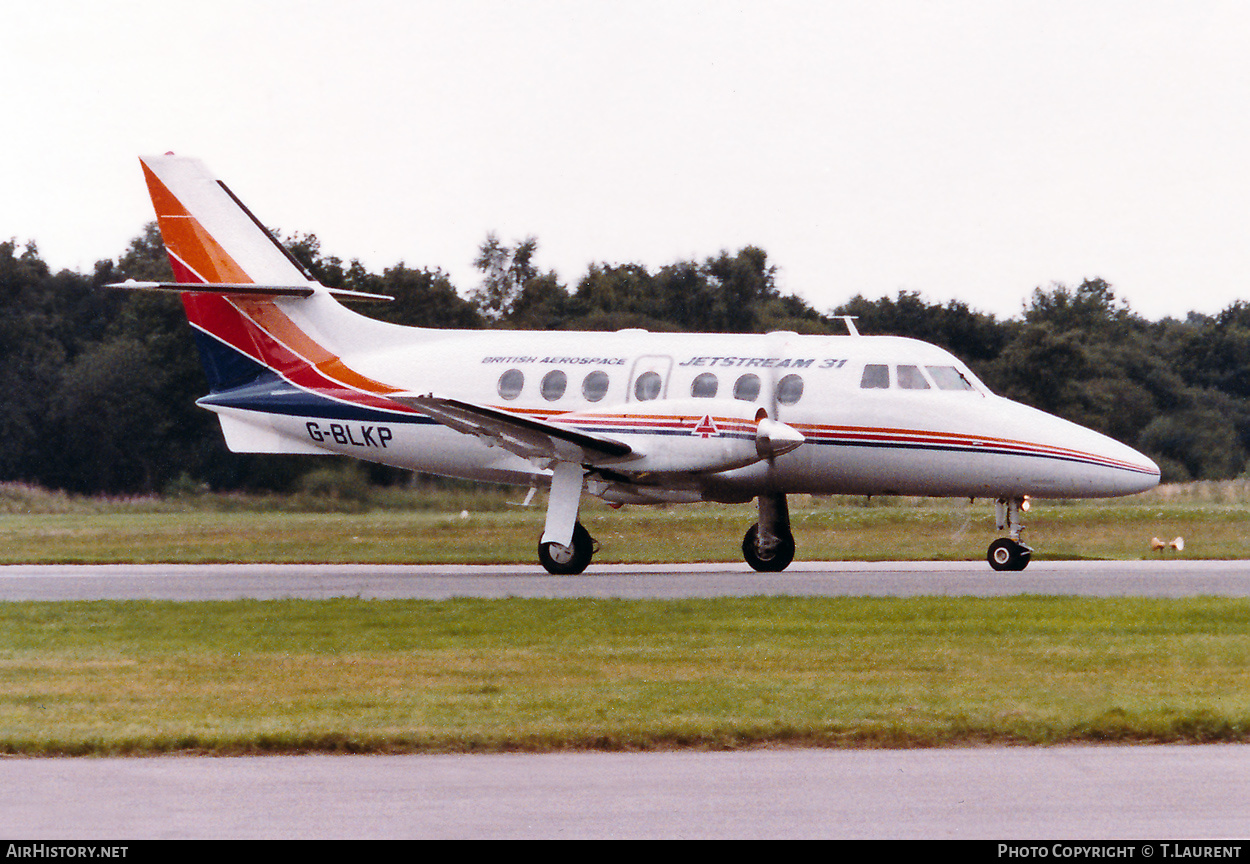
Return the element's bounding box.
[1,597,1247,755]
[0,491,1248,564]
[3,481,1248,755]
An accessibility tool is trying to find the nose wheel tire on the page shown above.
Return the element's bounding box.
[742,523,796,572]
[538,521,595,575]
[987,538,1032,572]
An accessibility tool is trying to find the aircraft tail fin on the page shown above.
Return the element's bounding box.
[139,153,313,286]
[125,154,393,393]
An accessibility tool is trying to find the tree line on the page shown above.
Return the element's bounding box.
[0,226,1245,495]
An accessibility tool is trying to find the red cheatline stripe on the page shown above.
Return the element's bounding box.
[795,423,1156,473]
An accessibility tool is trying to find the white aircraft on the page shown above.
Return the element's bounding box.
[114,154,1161,574]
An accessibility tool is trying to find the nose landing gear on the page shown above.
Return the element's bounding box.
[987,537,1031,571]
[987,496,1032,571]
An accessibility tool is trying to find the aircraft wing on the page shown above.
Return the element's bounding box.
[392,394,635,465]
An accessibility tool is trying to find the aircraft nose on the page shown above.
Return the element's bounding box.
[1111,447,1161,495]
[1057,422,1161,497]
[992,398,1162,498]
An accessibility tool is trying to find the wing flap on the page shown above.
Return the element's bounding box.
[393,394,635,465]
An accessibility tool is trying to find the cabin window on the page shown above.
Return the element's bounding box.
[635,371,662,401]
[541,370,567,401]
[582,370,610,402]
[860,364,889,389]
[498,368,524,400]
[896,365,930,390]
[733,373,761,401]
[691,372,718,398]
[776,374,804,405]
[926,365,976,391]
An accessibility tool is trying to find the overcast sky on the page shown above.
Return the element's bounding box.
[6,0,1250,321]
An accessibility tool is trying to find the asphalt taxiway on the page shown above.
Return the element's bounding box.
[3,745,1249,839]
[2,558,1249,601]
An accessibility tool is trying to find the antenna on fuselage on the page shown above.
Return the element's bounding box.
[833,316,860,336]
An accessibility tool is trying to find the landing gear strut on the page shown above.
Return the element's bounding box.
[743,492,795,572]
[987,496,1032,571]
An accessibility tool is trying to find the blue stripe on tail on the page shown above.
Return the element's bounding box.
[192,329,269,392]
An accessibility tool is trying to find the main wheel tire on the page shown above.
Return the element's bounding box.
[987,538,1031,572]
[742,522,796,572]
[538,521,595,575]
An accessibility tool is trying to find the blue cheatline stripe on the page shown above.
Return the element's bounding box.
[197,372,434,425]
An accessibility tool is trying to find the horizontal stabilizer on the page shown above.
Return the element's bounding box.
[393,394,635,465]
[106,279,393,303]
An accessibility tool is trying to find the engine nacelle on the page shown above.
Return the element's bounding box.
[559,398,804,475]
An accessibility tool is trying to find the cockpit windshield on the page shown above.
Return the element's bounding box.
[858,362,981,392]
[925,365,977,391]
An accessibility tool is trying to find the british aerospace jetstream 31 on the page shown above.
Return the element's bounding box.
[113,154,1161,574]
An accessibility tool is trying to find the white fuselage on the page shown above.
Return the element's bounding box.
[205,320,1161,505]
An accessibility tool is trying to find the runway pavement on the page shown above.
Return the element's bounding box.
[1,558,1249,600]
[3,745,1249,839]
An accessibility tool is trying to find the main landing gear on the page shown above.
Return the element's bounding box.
[537,461,596,575]
[538,521,597,575]
[742,492,795,572]
[987,495,1032,571]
